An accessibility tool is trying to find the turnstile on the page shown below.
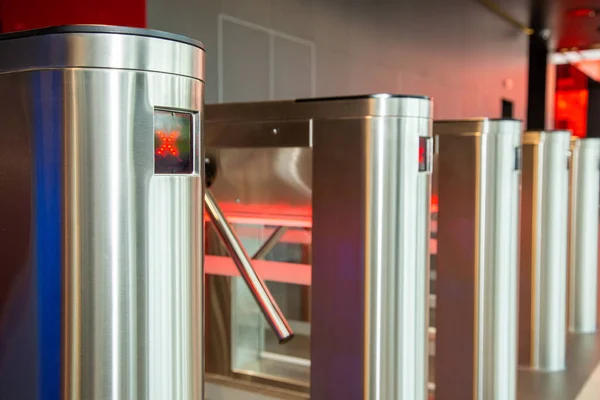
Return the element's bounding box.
[519,130,571,371]
[568,138,600,333]
[204,94,433,400]
[0,25,290,400]
[0,25,206,400]
[569,138,600,334]
[433,119,522,400]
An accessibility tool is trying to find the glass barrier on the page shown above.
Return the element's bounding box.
[205,221,311,391]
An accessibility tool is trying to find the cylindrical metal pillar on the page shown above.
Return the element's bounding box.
[519,130,571,371]
[0,26,206,399]
[433,118,522,400]
[569,138,600,333]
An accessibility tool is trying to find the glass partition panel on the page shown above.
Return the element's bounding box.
[206,221,311,390]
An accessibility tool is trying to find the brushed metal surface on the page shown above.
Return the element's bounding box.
[0,31,205,400]
[206,94,432,123]
[311,115,432,400]
[206,120,311,148]
[433,119,522,400]
[208,148,312,223]
[519,130,571,372]
[0,30,205,79]
[569,138,600,333]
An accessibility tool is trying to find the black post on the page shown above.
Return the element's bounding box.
[587,78,600,138]
[526,0,549,130]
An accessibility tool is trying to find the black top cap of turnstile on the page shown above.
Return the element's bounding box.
[295,94,430,102]
[0,25,205,50]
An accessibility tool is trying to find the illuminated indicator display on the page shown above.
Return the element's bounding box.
[154,110,193,174]
[419,137,432,172]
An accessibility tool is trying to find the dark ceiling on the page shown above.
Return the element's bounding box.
[554,0,600,49]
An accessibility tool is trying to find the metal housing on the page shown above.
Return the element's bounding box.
[0,26,206,400]
[433,118,522,400]
[519,130,571,371]
[568,138,600,333]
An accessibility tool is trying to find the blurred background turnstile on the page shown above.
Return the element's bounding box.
[519,130,571,372]
[203,94,433,400]
[569,138,600,334]
[432,119,523,400]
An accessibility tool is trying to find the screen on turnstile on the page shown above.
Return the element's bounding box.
[154,110,193,174]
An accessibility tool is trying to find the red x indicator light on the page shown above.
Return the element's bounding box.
[154,110,194,174]
[156,130,181,158]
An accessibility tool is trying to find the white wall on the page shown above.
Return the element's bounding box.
[148,0,529,120]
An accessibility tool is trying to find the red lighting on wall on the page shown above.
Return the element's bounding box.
[567,8,598,18]
[156,131,181,158]
[0,0,146,33]
[556,90,588,138]
[555,64,589,138]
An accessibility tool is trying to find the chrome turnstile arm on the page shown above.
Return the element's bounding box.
[204,189,294,343]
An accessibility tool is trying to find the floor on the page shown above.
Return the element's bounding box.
[206,331,600,399]
[517,332,600,400]
[577,363,600,399]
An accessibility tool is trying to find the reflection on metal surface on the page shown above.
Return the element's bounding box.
[207,148,312,222]
[433,119,522,400]
[205,95,433,400]
[520,130,571,372]
[0,27,205,400]
[205,190,294,343]
[569,138,600,333]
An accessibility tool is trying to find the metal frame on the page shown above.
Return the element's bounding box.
[433,119,522,400]
[204,94,433,400]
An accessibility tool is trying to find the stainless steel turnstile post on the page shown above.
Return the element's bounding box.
[0,25,207,400]
[519,130,571,371]
[433,119,522,400]
[569,138,600,333]
[311,96,433,400]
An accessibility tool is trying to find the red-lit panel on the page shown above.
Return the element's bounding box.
[1,0,145,32]
[555,65,589,138]
[556,90,588,138]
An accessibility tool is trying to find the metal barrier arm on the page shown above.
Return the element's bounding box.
[252,226,288,260]
[204,189,294,343]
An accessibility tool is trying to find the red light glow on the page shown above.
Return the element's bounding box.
[205,255,312,286]
[555,65,589,138]
[156,130,180,158]
[568,8,597,17]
